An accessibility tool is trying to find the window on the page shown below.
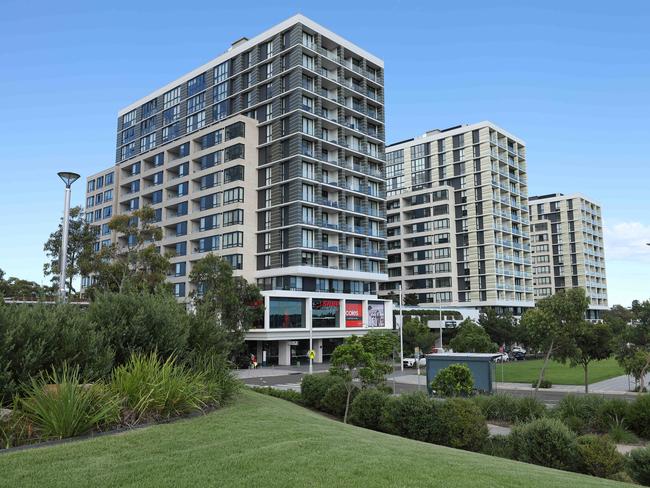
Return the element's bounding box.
[140,133,156,152]
[86,196,94,207]
[104,189,113,201]
[263,40,273,59]
[96,176,104,189]
[302,117,314,135]
[163,105,181,124]
[96,193,103,204]
[223,187,244,204]
[176,221,187,236]
[302,31,314,49]
[214,100,230,121]
[122,110,136,129]
[187,73,205,96]
[151,190,163,204]
[223,254,243,270]
[140,116,156,134]
[302,184,314,202]
[302,54,314,70]
[175,242,187,256]
[224,165,244,183]
[433,248,450,259]
[223,209,243,226]
[163,87,181,109]
[223,231,243,248]
[187,93,205,114]
[263,62,273,79]
[141,99,157,118]
[102,206,112,219]
[214,81,229,102]
[162,123,180,143]
[214,61,229,83]
[186,111,206,132]
[302,229,314,248]
[173,283,186,298]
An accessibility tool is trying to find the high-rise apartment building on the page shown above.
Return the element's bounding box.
[529,193,608,319]
[379,122,534,315]
[83,14,393,365]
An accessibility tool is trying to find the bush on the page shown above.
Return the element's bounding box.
[433,398,488,452]
[574,434,625,478]
[594,398,630,433]
[301,374,341,410]
[607,424,639,444]
[249,386,302,404]
[628,446,650,486]
[628,394,650,439]
[88,291,190,367]
[510,417,577,470]
[321,381,356,418]
[185,353,240,406]
[19,365,119,440]
[0,303,112,403]
[110,353,207,423]
[0,406,31,449]
[382,392,438,442]
[471,394,546,423]
[349,388,389,430]
[532,379,552,389]
[480,435,513,459]
[554,394,605,434]
[430,364,473,397]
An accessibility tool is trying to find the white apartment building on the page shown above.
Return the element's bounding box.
[83,15,393,365]
[529,193,608,320]
[379,122,534,316]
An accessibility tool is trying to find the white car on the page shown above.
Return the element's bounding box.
[511,346,527,354]
[495,352,509,363]
[403,357,426,368]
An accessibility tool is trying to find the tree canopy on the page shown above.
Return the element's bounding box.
[448,319,498,353]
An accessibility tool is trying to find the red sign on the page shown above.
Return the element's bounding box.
[345,301,363,328]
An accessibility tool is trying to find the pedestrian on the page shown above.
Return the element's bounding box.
[251,353,258,369]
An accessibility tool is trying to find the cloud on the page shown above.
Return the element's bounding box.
[604,222,650,262]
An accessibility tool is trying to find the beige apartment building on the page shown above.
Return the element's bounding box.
[379,122,534,315]
[82,14,394,365]
[529,193,608,320]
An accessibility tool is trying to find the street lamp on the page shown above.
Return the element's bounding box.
[57,171,80,302]
[398,282,404,371]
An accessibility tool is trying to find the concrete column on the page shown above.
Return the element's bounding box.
[256,341,264,366]
[278,340,291,366]
[313,338,323,363]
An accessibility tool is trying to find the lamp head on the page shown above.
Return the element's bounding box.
[57,171,81,188]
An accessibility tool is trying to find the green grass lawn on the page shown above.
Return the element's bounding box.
[497,357,625,385]
[0,390,631,487]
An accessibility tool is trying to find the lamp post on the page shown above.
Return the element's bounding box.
[57,171,80,302]
[399,282,404,371]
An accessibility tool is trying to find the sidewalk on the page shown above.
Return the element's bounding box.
[235,363,330,379]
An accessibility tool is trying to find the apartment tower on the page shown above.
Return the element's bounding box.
[83,14,393,365]
[379,122,534,315]
[529,193,608,320]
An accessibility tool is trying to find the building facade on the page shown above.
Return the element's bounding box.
[83,14,393,365]
[529,193,608,319]
[379,122,534,315]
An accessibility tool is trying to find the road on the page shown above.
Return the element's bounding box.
[238,365,639,405]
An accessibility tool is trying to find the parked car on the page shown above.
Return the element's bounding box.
[495,352,509,363]
[511,351,526,361]
[403,357,426,368]
[511,346,527,354]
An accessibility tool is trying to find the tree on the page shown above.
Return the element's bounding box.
[559,321,614,393]
[479,308,517,347]
[403,293,419,306]
[615,299,650,390]
[402,318,436,355]
[188,253,263,358]
[519,288,589,394]
[85,206,170,294]
[359,330,398,386]
[603,305,633,337]
[330,336,375,424]
[43,206,96,294]
[448,319,498,353]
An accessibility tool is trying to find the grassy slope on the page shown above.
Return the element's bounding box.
[497,357,624,385]
[0,391,630,488]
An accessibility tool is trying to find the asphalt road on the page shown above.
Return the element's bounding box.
[241,370,639,405]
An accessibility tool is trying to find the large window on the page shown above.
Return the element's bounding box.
[187,73,205,96]
[269,297,305,329]
[214,61,229,83]
[187,93,205,114]
[163,87,181,109]
[312,299,340,328]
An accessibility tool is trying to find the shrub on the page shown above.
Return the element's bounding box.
[532,379,552,389]
[382,392,438,442]
[110,353,207,423]
[432,398,488,452]
[301,374,341,410]
[471,394,546,423]
[19,365,119,440]
[554,394,605,434]
[185,353,240,406]
[349,388,389,430]
[0,303,112,402]
[628,394,650,439]
[0,406,31,449]
[574,434,625,478]
[430,364,473,397]
[628,446,650,486]
[249,386,302,404]
[594,398,630,433]
[321,380,356,418]
[480,435,513,459]
[510,417,577,470]
[607,424,639,444]
[88,291,189,367]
